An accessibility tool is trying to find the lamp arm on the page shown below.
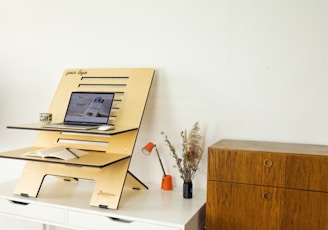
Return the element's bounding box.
[155,147,166,176]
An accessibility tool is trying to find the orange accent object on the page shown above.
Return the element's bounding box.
[142,142,155,155]
[161,175,173,190]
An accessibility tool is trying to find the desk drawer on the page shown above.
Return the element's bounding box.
[68,210,180,230]
[0,198,65,224]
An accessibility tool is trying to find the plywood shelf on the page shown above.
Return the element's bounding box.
[7,123,138,136]
[0,146,130,168]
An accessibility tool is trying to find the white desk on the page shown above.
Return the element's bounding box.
[0,176,206,230]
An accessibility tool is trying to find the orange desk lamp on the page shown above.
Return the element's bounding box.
[142,142,173,190]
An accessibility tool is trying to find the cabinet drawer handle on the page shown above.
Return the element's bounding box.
[263,159,273,168]
[263,192,272,200]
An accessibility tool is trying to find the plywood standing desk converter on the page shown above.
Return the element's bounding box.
[0,68,155,210]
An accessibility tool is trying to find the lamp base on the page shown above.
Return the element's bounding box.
[161,175,173,190]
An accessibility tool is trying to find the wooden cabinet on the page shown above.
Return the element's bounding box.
[206,139,328,230]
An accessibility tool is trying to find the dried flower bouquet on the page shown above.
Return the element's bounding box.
[162,122,205,183]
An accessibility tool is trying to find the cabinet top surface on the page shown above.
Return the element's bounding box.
[210,139,328,156]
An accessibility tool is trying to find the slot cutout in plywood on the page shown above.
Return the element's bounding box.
[57,138,109,147]
[78,76,129,89]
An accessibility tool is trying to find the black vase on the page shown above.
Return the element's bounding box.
[183,181,193,198]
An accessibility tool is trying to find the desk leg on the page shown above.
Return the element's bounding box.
[90,158,130,209]
[14,161,47,197]
[125,171,148,190]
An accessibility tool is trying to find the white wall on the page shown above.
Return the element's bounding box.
[1,0,328,228]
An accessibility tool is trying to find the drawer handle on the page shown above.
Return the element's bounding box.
[263,192,272,200]
[9,200,30,206]
[263,159,273,168]
[108,217,133,224]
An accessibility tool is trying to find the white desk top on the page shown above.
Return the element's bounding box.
[0,176,206,227]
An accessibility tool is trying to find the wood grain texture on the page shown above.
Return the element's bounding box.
[206,139,328,230]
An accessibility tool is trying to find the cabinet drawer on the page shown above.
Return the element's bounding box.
[285,154,328,192]
[208,148,286,187]
[206,181,280,230]
[67,210,180,230]
[206,181,328,230]
[0,198,65,224]
[208,148,328,192]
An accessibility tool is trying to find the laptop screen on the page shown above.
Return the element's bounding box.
[64,92,115,125]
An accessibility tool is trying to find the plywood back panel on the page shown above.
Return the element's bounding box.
[33,68,155,155]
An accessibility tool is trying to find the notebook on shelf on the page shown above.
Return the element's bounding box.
[44,91,115,130]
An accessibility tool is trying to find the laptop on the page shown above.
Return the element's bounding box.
[44,91,115,130]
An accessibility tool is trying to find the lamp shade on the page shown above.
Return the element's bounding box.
[142,142,155,155]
